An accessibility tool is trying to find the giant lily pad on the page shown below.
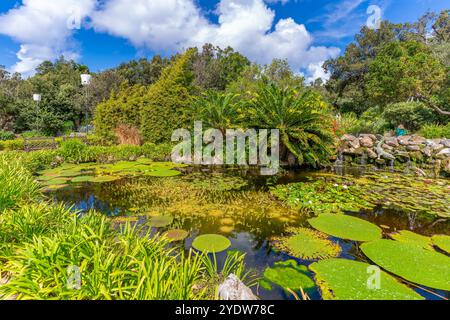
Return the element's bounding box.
[308,214,382,242]
[390,230,433,250]
[432,235,450,254]
[163,229,189,242]
[309,258,424,300]
[149,215,174,228]
[41,178,71,186]
[271,227,341,260]
[91,176,121,183]
[145,169,181,177]
[261,260,315,292]
[192,234,231,253]
[361,240,450,291]
[71,175,95,183]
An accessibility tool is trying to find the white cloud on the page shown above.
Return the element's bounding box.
[304,62,330,84]
[0,0,339,80]
[0,0,96,75]
[92,0,339,79]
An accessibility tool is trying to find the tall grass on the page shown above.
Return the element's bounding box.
[418,123,450,139]
[0,157,40,211]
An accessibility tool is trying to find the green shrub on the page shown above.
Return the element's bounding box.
[419,123,450,139]
[0,130,15,141]
[0,156,40,211]
[59,139,94,163]
[341,107,389,135]
[94,84,146,143]
[21,130,45,139]
[383,102,437,131]
[0,139,24,151]
[141,49,196,143]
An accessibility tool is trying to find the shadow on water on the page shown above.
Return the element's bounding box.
[48,165,450,300]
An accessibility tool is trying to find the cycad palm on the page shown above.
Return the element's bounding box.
[249,84,335,167]
[193,91,240,133]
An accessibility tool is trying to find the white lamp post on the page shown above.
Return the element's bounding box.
[80,74,91,133]
[32,93,42,133]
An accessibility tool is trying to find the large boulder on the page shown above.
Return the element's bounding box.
[442,139,450,148]
[360,136,374,148]
[436,148,450,159]
[349,139,361,149]
[398,135,412,146]
[218,274,258,300]
[341,134,357,142]
[385,137,399,147]
[406,145,421,151]
[409,135,427,145]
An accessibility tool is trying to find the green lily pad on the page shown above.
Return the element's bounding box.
[390,230,433,250]
[149,215,174,228]
[43,184,70,191]
[58,170,83,177]
[432,235,450,253]
[309,258,424,300]
[192,234,231,253]
[41,178,71,186]
[361,240,450,291]
[163,229,189,241]
[261,260,315,292]
[90,176,121,183]
[271,227,341,260]
[71,175,95,183]
[308,214,382,242]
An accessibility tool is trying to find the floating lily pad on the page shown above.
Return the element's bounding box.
[43,184,70,191]
[41,178,71,186]
[361,240,450,291]
[163,229,189,241]
[432,235,450,253]
[71,175,95,183]
[390,230,433,250]
[192,234,231,253]
[261,260,315,292]
[309,258,424,300]
[149,215,174,228]
[272,227,341,260]
[308,214,382,242]
[90,176,121,183]
[219,225,234,234]
[58,170,83,177]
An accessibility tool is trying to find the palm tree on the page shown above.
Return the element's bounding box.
[248,84,335,167]
[193,91,240,134]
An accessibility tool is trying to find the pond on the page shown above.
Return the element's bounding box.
[41,162,450,300]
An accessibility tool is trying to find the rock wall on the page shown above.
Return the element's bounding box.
[337,134,450,175]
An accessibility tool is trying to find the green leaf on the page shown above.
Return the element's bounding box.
[310,258,424,300]
[192,234,231,253]
[361,239,450,291]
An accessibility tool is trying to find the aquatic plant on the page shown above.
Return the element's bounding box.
[163,229,189,242]
[308,214,382,242]
[361,239,450,291]
[271,227,341,260]
[149,215,174,228]
[192,234,231,253]
[260,260,315,292]
[389,230,433,250]
[431,235,450,253]
[309,259,424,300]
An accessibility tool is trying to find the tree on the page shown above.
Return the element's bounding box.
[191,44,250,91]
[365,41,446,107]
[192,91,240,134]
[247,84,335,167]
[115,55,169,86]
[140,49,197,143]
[94,83,146,142]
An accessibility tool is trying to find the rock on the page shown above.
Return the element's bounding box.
[360,134,377,141]
[359,136,373,148]
[385,137,399,147]
[218,274,258,300]
[398,135,412,146]
[349,139,361,149]
[382,144,393,151]
[442,139,450,148]
[341,134,357,142]
[367,148,378,159]
[436,148,450,159]
[443,159,450,174]
[409,135,426,145]
[406,145,421,151]
[422,146,432,157]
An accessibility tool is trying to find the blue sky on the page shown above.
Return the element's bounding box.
[0,0,448,79]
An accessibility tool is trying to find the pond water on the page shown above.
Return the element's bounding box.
[46,165,450,300]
